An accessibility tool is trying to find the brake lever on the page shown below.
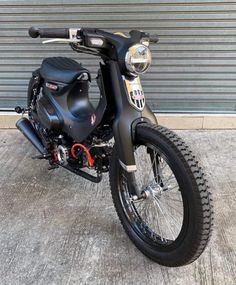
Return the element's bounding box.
[42,38,82,44]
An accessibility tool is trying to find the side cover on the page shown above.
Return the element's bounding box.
[37,64,107,142]
[40,79,107,142]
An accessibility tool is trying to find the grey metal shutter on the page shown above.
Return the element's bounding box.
[0,0,236,113]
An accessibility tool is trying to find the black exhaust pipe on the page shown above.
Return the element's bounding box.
[16,117,47,155]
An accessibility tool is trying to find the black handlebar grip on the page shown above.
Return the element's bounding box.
[28,27,69,39]
[149,34,159,43]
[29,27,40,38]
[39,28,69,39]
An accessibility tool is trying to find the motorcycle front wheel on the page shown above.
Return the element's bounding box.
[109,123,213,267]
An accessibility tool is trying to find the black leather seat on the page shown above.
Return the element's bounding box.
[40,57,90,84]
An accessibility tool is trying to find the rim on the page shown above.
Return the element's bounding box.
[119,144,184,246]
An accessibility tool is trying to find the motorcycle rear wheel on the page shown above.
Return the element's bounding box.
[109,123,213,267]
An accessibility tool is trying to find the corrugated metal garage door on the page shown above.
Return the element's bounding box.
[0,0,236,112]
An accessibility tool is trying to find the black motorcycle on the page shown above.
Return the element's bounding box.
[15,27,213,267]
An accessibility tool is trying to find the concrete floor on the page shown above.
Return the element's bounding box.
[0,129,235,285]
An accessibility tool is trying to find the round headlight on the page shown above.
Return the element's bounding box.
[125,44,152,75]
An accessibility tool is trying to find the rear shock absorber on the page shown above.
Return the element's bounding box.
[71,143,95,167]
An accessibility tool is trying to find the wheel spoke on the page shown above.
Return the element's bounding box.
[164,184,179,192]
[147,156,167,186]
[165,190,181,195]
[135,200,145,214]
[159,158,168,171]
[152,199,164,241]
[161,174,176,185]
[157,198,182,230]
[143,200,152,222]
[162,200,183,216]
[153,196,175,240]
[165,197,182,203]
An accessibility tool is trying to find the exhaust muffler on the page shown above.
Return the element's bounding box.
[16,117,47,155]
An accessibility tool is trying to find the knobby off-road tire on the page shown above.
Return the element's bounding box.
[109,123,213,267]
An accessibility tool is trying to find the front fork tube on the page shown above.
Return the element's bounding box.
[108,61,157,197]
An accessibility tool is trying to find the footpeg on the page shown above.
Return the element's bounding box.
[15,106,24,114]
[15,106,29,114]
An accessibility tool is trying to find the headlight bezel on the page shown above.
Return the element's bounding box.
[125,43,152,76]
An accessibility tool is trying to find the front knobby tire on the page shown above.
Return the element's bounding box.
[109,123,213,267]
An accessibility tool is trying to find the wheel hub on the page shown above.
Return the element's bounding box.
[142,184,163,200]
